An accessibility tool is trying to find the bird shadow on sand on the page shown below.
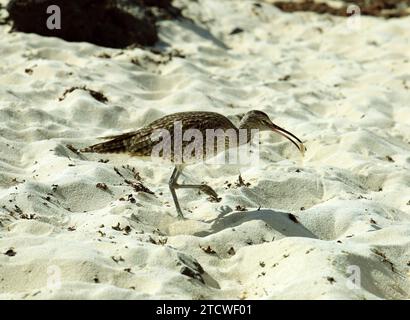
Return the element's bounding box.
[193,209,317,239]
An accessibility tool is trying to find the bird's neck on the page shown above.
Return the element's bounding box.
[238,121,256,144]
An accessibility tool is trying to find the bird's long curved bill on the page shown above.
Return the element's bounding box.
[271,124,306,156]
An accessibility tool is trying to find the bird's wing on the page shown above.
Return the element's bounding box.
[80,112,237,156]
[80,127,153,154]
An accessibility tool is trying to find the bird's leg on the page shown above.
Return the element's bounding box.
[169,165,184,219]
[169,165,221,218]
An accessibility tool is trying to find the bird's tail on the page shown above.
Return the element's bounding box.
[80,140,126,154]
[80,131,137,154]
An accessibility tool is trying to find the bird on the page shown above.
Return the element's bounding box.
[80,110,305,218]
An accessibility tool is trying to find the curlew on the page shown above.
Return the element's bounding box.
[80,110,305,218]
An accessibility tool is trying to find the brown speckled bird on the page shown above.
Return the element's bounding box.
[80,110,305,218]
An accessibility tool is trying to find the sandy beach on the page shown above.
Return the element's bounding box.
[0,0,409,299]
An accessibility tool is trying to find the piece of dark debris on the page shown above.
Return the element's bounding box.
[122,165,142,181]
[97,52,111,59]
[305,248,315,254]
[113,167,125,178]
[11,177,25,184]
[152,229,163,237]
[111,222,123,231]
[125,179,154,195]
[111,256,124,263]
[97,230,106,237]
[157,237,167,245]
[124,268,132,273]
[20,213,36,220]
[148,236,157,245]
[208,195,222,203]
[259,261,265,268]
[283,254,289,258]
[14,205,23,215]
[235,174,251,187]
[98,159,110,163]
[66,144,79,154]
[4,248,17,256]
[126,194,136,203]
[279,75,291,81]
[235,205,247,212]
[58,86,108,103]
[25,68,33,75]
[67,226,76,231]
[93,277,99,283]
[123,225,132,235]
[152,48,186,59]
[227,247,236,256]
[229,27,244,35]
[96,182,108,191]
[370,218,377,224]
[300,207,305,211]
[288,213,299,223]
[385,155,394,162]
[326,276,336,284]
[201,245,216,254]
[371,248,395,272]
[406,200,410,206]
[51,184,58,192]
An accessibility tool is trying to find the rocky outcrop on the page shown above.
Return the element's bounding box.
[274,0,410,18]
[6,0,180,48]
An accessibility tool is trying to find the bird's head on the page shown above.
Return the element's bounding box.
[241,110,306,155]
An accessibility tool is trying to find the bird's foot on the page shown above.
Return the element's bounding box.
[177,213,186,220]
[199,184,221,202]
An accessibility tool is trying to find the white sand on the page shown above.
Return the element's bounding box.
[0,0,410,299]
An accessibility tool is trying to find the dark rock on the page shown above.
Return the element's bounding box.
[273,0,410,19]
[6,0,180,48]
[229,27,244,35]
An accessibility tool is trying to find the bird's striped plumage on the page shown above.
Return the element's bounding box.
[81,111,241,161]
